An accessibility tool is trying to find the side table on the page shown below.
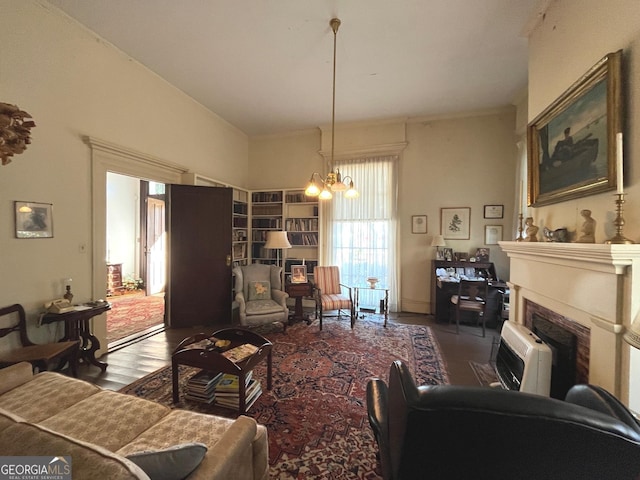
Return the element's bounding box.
[354,286,389,327]
[172,328,273,413]
[41,303,111,371]
[285,282,314,324]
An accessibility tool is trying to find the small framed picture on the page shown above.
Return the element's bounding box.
[484,225,503,245]
[411,215,427,234]
[441,207,470,240]
[15,201,53,238]
[475,248,490,262]
[483,205,504,219]
[291,265,308,284]
[442,247,454,262]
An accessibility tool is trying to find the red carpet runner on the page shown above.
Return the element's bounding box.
[107,293,164,344]
[120,318,449,479]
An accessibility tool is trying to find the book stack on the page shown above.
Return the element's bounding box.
[184,370,223,404]
[214,371,262,411]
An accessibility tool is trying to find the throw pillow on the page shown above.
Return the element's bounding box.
[126,443,207,480]
[248,281,270,301]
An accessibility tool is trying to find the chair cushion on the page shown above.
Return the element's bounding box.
[320,294,352,311]
[246,299,285,315]
[248,281,271,301]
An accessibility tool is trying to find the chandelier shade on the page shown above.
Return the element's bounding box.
[304,18,358,200]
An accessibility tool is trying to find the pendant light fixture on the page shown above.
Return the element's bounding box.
[304,18,358,200]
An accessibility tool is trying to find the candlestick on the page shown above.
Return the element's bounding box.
[605,193,634,244]
[515,213,524,242]
[518,180,524,214]
[616,132,624,194]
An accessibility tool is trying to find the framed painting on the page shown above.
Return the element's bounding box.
[484,225,503,245]
[411,215,427,234]
[15,201,53,238]
[527,50,622,206]
[483,205,504,219]
[291,265,307,284]
[440,207,470,240]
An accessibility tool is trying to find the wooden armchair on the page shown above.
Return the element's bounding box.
[0,304,79,376]
[313,266,355,330]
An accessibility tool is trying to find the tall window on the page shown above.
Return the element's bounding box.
[322,155,399,312]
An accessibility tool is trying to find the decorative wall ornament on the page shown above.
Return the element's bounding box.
[0,102,36,166]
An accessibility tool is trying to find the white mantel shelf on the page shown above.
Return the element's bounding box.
[499,241,640,275]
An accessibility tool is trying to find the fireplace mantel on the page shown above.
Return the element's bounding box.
[498,241,640,409]
[499,241,640,275]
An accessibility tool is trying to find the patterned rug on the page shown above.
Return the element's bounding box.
[107,293,164,344]
[119,318,449,479]
[469,361,499,387]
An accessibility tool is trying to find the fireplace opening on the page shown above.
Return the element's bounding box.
[532,314,577,399]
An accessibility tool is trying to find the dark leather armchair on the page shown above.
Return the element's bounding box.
[367,360,640,480]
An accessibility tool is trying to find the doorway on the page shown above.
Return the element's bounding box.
[106,172,166,347]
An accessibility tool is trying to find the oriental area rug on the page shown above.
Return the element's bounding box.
[107,293,164,344]
[119,318,450,479]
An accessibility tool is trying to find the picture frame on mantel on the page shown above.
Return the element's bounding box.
[440,207,470,240]
[527,50,622,207]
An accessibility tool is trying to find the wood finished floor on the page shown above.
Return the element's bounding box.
[76,313,500,391]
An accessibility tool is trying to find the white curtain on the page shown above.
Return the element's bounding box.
[320,155,399,312]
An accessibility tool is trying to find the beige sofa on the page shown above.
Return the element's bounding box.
[0,362,269,480]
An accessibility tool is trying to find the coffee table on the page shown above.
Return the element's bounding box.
[172,328,273,413]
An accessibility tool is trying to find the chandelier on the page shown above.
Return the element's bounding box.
[304,18,358,200]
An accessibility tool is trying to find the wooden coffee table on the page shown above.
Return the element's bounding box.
[171,328,273,413]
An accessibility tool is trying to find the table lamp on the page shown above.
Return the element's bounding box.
[431,234,447,260]
[264,231,292,268]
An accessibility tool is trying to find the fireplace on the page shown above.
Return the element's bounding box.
[524,302,589,399]
[499,241,640,410]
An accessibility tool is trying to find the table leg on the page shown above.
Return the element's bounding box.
[172,360,180,403]
[384,290,389,327]
[78,320,108,371]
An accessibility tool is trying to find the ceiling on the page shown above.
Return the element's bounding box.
[47,0,542,137]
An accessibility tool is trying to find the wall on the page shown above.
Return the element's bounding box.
[527,0,640,407]
[106,173,139,281]
[249,109,518,313]
[527,0,640,242]
[0,1,249,341]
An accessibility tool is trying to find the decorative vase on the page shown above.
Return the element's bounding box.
[367,277,379,289]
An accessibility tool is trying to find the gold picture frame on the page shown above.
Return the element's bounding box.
[527,50,622,207]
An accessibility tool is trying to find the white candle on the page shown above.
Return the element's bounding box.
[519,180,524,214]
[616,132,624,194]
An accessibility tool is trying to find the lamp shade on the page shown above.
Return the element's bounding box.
[431,234,446,247]
[264,231,292,249]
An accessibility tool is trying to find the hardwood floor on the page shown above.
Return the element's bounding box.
[75,313,500,391]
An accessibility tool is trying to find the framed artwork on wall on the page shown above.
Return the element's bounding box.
[483,205,504,219]
[440,207,470,240]
[411,215,427,234]
[15,201,53,238]
[527,50,622,207]
[484,225,503,245]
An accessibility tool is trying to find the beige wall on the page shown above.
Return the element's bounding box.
[527,0,640,408]
[0,1,249,340]
[249,109,518,313]
[527,0,640,242]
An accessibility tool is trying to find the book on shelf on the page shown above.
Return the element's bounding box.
[184,370,223,404]
[221,343,259,363]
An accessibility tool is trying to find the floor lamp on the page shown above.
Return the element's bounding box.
[264,231,292,271]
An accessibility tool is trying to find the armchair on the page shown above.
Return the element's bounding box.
[233,264,288,332]
[313,266,355,330]
[367,360,640,480]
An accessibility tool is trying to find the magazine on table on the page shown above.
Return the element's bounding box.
[221,343,259,362]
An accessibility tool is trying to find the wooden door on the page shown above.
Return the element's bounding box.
[146,197,166,295]
[165,185,232,328]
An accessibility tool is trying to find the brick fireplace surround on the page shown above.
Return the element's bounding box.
[499,241,640,411]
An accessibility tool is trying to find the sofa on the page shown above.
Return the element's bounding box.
[0,362,269,480]
[367,360,640,480]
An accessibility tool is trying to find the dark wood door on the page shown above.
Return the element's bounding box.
[165,184,232,328]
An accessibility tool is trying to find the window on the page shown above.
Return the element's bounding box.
[323,155,398,312]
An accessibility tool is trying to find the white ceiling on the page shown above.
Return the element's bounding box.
[47,0,541,137]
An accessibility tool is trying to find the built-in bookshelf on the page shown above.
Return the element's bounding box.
[283,189,319,282]
[232,189,249,267]
[251,190,283,264]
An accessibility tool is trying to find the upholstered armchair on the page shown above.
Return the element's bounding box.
[367,360,640,480]
[233,264,289,332]
[313,266,355,330]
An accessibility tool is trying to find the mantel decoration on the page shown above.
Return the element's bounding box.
[304,18,358,200]
[0,102,36,165]
[527,50,622,207]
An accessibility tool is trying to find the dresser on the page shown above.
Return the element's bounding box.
[106,263,123,296]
